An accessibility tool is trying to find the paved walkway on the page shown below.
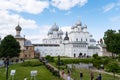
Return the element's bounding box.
[60,71,73,80]
[93,69,120,78]
[48,63,73,80]
[48,63,120,80]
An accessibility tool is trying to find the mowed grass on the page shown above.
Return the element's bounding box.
[0,60,63,80]
[50,62,120,80]
[70,68,119,80]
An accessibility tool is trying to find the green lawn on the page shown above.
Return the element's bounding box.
[0,60,63,80]
[50,62,119,80]
[70,68,119,80]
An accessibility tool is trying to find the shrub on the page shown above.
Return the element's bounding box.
[106,62,120,73]
[118,54,120,62]
[101,57,112,66]
[92,54,98,59]
[45,55,54,62]
[56,60,64,66]
[106,61,120,79]
[92,58,102,69]
[21,60,42,67]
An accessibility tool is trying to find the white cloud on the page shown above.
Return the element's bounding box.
[0,0,49,14]
[103,1,120,12]
[0,0,87,44]
[51,0,88,10]
[50,8,56,13]
[103,3,115,12]
[25,25,51,44]
[0,10,39,39]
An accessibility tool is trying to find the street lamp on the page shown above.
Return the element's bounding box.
[58,55,60,79]
[5,56,9,80]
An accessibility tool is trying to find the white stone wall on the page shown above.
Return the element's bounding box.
[16,39,25,50]
[88,49,101,56]
[35,45,64,57]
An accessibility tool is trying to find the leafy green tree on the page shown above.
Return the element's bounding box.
[45,55,54,62]
[106,62,120,79]
[103,29,120,57]
[92,54,98,59]
[0,35,20,58]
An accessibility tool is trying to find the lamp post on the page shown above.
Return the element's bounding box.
[58,55,60,79]
[6,56,9,80]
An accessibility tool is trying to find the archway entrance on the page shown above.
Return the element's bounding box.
[74,53,76,58]
[79,53,82,58]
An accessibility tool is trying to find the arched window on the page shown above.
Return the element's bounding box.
[81,38,83,42]
[76,38,78,41]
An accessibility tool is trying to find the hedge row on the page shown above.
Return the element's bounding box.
[45,64,60,77]
[55,58,92,65]
[21,60,42,67]
[55,57,112,69]
[40,58,60,77]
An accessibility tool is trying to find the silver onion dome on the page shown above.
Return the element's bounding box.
[48,29,53,35]
[90,35,93,37]
[71,24,77,29]
[15,24,22,31]
[76,20,82,26]
[51,23,59,31]
[58,29,63,35]
[83,24,87,28]
[71,25,75,29]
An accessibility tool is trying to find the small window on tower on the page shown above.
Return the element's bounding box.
[76,38,78,41]
[81,38,83,42]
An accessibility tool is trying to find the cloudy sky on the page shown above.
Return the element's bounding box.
[0,0,120,44]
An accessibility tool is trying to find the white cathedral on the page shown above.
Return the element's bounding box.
[34,21,105,57]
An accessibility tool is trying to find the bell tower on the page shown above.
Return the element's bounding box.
[15,24,22,37]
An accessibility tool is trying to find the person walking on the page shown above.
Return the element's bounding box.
[67,70,71,80]
[96,73,102,80]
[90,71,94,80]
[61,69,64,78]
[80,72,83,80]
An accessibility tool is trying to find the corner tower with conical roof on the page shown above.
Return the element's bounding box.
[15,24,22,37]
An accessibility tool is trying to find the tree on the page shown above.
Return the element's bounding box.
[103,29,120,57]
[0,35,20,58]
[106,62,120,79]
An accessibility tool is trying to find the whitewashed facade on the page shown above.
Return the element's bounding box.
[34,21,101,57]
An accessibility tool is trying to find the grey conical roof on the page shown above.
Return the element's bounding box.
[24,40,33,46]
[64,32,69,40]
